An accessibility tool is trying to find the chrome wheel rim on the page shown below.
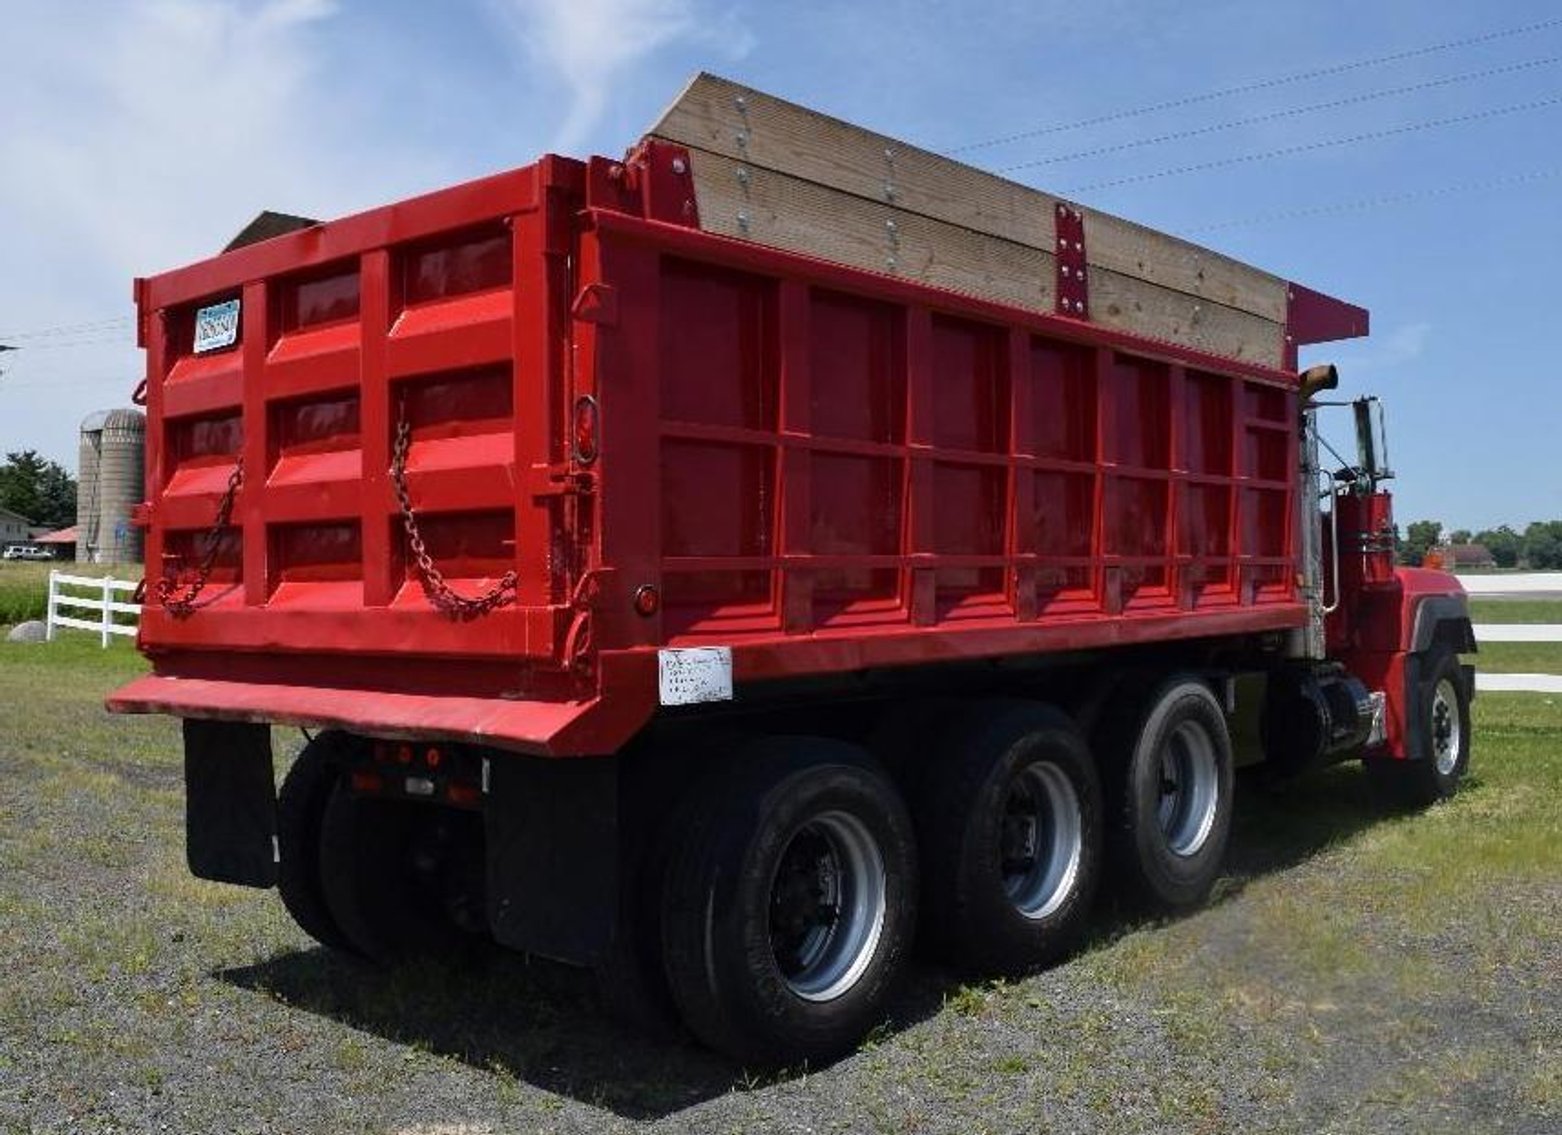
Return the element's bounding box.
[1156,721,1220,857]
[1431,678,1462,776]
[1001,761,1084,920]
[767,811,887,1002]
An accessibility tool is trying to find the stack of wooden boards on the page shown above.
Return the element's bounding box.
[647,73,1292,368]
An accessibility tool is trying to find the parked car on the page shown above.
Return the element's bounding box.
[2,545,54,561]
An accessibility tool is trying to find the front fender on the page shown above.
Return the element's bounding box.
[1397,567,1475,655]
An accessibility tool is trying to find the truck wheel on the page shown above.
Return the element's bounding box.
[1366,647,1470,807]
[318,782,486,963]
[1099,677,1233,910]
[276,732,357,953]
[661,738,917,1066]
[915,702,1101,974]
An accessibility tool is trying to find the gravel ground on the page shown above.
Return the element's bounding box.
[1,640,1558,1134]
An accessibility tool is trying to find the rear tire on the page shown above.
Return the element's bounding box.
[1366,647,1470,807]
[661,738,917,1066]
[913,702,1102,974]
[276,732,356,953]
[1098,676,1234,910]
[318,781,487,963]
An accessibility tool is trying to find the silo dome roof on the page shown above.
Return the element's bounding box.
[80,407,145,432]
[101,408,146,431]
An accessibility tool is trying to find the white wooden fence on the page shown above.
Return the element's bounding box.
[46,571,141,646]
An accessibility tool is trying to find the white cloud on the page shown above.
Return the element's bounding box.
[1325,320,1432,376]
[484,0,754,150]
[0,0,453,465]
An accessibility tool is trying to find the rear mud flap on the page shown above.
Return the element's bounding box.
[184,719,278,888]
[485,755,618,965]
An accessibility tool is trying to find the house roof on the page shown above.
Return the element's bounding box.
[0,504,34,526]
[33,526,78,545]
[1447,544,1495,565]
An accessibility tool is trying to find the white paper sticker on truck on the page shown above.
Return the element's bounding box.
[658,646,733,706]
[193,298,241,353]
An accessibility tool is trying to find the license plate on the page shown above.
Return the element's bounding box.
[193,299,241,353]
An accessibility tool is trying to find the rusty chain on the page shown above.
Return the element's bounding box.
[391,414,518,618]
[157,457,243,616]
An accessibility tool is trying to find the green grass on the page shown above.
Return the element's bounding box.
[1475,640,1562,675]
[0,636,1557,1132]
[0,561,142,626]
[1470,598,1562,624]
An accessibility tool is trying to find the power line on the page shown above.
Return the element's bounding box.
[0,371,141,391]
[0,316,131,341]
[999,55,1559,172]
[1181,165,1562,233]
[948,16,1562,154]
[1064,93,1562,193]
[7,335,135,352]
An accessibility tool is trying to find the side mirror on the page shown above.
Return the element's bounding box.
[1352,397,1393,482]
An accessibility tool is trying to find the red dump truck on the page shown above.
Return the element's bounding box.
[110,76,1474,1065]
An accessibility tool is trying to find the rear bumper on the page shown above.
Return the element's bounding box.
[107,673,635,757]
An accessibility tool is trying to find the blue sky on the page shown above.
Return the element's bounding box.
[1,0,1557,532]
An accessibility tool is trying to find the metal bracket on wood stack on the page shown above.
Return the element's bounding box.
[612,139,702,229]
[1054,203,1089,319]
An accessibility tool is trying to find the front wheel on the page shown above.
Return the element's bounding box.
[660,738,917,1066]
[1367,647,1470,807]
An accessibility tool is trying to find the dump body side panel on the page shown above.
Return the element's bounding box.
[582,209,1307,691]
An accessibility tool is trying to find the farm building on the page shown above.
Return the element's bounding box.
[0,505,33,546]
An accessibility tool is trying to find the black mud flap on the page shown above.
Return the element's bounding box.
[485,754,618,965]
[183,719,277,888]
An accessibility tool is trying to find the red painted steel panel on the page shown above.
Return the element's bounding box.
[116,149,1365,755]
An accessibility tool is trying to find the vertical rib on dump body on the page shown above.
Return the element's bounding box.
[111,149,1324,754]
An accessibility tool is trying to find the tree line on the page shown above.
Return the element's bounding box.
[0,450,76,531]
[1399,519,1562,570]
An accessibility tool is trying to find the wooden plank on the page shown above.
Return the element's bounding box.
[684,149,1284,368]
[685,149,1051,311]
[653,74,1053,249]
[648,73,1290,327]
[1085,212,1287,324]
[1090,269,1283,366]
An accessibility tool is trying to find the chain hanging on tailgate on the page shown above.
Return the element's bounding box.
[391,414,518,618]
[157,458,243,616]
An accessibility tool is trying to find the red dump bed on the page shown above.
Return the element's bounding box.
[111,148,1347,754]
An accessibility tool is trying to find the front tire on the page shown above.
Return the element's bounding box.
[1366,647,1470,807]
[1098,676,1234,910]
[660,738,917,1066]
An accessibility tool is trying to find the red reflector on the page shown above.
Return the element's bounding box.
[397,744,413,765]
[426,746,442,769]
[447,782,480,806]
[634,584,660,617]
[351,770,383,793]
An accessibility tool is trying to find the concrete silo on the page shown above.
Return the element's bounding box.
[77,408,145,565]
[77,412,105,563]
